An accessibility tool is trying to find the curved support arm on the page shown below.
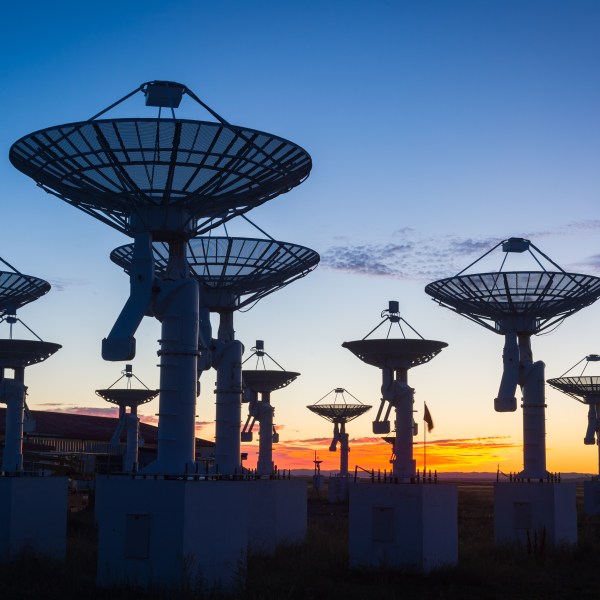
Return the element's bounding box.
[584,404,597,445]
[102,232,155,361]
[381,367,395,402]
[329,422,340,452]
[495,330,519,412]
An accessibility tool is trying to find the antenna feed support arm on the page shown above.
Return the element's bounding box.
[102,232,155,361]
[495,330,519,412]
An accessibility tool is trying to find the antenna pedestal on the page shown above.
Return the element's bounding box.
[0,378,26,472]
[349,484,458,572]
[145,277,199,475]
[213,332,243,477]
[494,482,576,547]
[343,339,445,482]
[256,392,275,477]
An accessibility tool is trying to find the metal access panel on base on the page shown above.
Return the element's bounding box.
[494,482,577,546]
[246,479,307,554]
[0,476,67,560]
[583,480,600,516]
[348,483,458,572]
[95,477,248,593]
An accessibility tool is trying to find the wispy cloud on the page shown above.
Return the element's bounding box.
[320,221,600,281]
[38,405,118,418]
[46,277,90,292]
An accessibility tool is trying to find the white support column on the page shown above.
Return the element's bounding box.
[339,422,349,477]
[150,276,200,475]
[257,391,274,476]
[214,311,243,476]
[392,369,416,480]
[124,413,139,472]
[0,376,26,472]
[519,334,547,479]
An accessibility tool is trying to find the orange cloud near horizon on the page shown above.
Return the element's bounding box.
[242,435,525,474]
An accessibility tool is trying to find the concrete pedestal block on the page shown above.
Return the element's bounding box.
[96,477,248,593]
[349,483,458,572]
[328,475,350,503]
[584,480,600,515]
[246,479,307,554]
[0,476,67,560]
[494,482,577,547]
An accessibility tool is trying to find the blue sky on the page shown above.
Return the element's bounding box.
[1,1,600,473]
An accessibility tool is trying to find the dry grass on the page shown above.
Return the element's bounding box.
[1,482,599,599]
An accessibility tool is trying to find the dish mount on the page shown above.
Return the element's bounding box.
[426,238,600,478]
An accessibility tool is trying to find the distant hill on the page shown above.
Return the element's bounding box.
[290,469,595,482]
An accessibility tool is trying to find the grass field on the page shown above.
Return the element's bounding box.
[1,481,599,599]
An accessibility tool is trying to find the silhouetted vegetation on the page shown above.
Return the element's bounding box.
[1,482,599,599]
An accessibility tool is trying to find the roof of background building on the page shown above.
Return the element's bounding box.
[0,408,214,447]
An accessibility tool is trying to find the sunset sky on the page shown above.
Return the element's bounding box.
[2,1,600,475]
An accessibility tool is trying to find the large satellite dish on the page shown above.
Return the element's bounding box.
[10,81,312,240]
[110,236,319,309]
[426,238,600,479]
[425,238,600,335]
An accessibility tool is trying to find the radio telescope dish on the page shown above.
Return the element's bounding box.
[111,236,319,309]
[0,262,60,473]
[11,80,313,477]
[342,301,445,481]
[110,236,318,476]
[549,355,600,506]
[307,388,371,481]
[0,271,50,318]
[307,402,371,423]
[241,340,300,476]
[96,364,158,473]
[426,238,600,479]
[424,238,600,335]
[342,339,446,371]
[10,81,312,240]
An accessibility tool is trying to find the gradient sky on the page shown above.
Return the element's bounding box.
[1,1,600,475]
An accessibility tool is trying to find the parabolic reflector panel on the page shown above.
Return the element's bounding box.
[242,370,299,393]
[0,339,61,368]
[10,119,312,236]
[0,272,50,316]
[547,376,600,404]
[342,339,447,370]
[425,272,600,328]
[307,403,371,423]
[111,237,320,308]
[95,388,159,405]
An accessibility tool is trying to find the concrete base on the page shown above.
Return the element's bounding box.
[494,482,577,547]
[349,483,458,572]
[328,475,350,503]
[246,479,307,554]
[583,480,600,515]
[0,476,67,560]
[96,477,248,593]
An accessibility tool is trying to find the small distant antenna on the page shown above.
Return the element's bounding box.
[96,365,158,473]
[241,341,299,477]
[307,388,371,478]
[342,302,446,482]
